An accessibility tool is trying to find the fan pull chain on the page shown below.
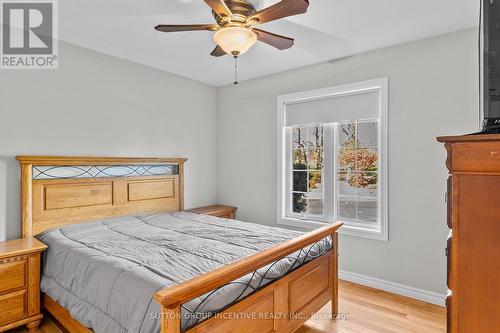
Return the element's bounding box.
[233,54,238,85]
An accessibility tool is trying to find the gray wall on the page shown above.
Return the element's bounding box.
[0,41,217,241]
[216,28,479,294]
[0,28,480,296]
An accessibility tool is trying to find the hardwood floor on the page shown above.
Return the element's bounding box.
[9,281,445,333]
[297,281,446,333]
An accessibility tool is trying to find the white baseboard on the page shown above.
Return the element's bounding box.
[339,270,446,306]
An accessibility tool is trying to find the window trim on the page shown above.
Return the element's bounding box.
[277,78,389,241]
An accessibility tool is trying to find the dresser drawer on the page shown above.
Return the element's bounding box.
[450,141,500,173]
[0,259,26,294]
[0,289,26,325]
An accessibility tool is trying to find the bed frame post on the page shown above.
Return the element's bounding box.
[331,232,339,316]
[20,162,33,238]
[160,303,181,333]
[178,163,184,211]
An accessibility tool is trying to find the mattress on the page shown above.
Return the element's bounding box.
[37,211,332,333]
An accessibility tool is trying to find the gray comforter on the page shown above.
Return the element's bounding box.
[37,212,331,333]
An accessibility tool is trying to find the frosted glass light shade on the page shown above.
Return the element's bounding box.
[214,27,257,55]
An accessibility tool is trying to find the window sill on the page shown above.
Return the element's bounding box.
[278,217,388,241]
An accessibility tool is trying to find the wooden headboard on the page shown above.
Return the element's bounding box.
[17,156,187,237]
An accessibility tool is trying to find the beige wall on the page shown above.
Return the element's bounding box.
[216,28,479,295]
[0,41,217,240]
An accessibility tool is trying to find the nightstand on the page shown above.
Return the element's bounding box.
[0,237,47,332]
[186,205,237,219]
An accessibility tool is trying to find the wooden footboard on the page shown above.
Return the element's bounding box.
[43,224,341,333]
[155,223,342,333]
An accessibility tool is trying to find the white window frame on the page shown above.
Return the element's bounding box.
[277,78,389,241]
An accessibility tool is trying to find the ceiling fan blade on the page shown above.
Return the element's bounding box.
[254,28,294,50]
[210,45,227,57]
[249,0,309,25]
[154,24,218,33]
[204,0,233,18]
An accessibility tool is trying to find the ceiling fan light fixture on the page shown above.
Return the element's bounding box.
[213,26,257,55]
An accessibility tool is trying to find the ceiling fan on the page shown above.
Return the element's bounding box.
[154,0,310,58]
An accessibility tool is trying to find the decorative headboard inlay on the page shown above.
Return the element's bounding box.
[32,164,179,180]
[17,156,187,237]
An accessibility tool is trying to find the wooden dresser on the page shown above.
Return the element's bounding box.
[0,237,47,332]
[437,134,500,333]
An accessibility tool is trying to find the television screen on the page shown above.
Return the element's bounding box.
[483,0,500,120]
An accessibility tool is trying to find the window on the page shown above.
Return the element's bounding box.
[291,125,326,217]
[337,120,378,225]
[277,78,388,241]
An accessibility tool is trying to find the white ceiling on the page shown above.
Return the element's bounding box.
[59,0,479,86]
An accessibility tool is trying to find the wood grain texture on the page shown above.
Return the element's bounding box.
[0,260,26,294]
[1,315,43,333]
[437,133,500,143]
[8,281,446,333]
[160,304,181,333]
[154,223,341,305]
[448,174,459,332]
[44,183,113,210]
[16,156,187,166]
[26,255,41,317]
[42,295,91,333]
[297,281,446,333]
[30,176,181,236]
[178,163,185,211]
[455,175,500,332]
[0,238,46,331]
[447,142,500,174]
[185,205,237,219]
[439,135,500,333]
[25,320,41,332]
[0,238,47,261]
[289,262,329,314]
[189,292,275,333]
[0,290,26,326]
[273,284,288,332]
[128,179,175,201]
[18,156,187,237]
[186,253,333,333]
[21,164,33,238]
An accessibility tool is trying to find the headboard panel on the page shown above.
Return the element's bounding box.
[17,156,187,237]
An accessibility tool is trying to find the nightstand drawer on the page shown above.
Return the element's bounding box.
[0,289,26,325]
[0,238,46,331]
[0,259,26,294]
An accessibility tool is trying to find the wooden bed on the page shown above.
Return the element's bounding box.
[17,155,342,333]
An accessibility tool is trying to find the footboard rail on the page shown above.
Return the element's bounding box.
[154,222,342,333]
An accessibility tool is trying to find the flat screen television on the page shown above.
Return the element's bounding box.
[482,0,500,133]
